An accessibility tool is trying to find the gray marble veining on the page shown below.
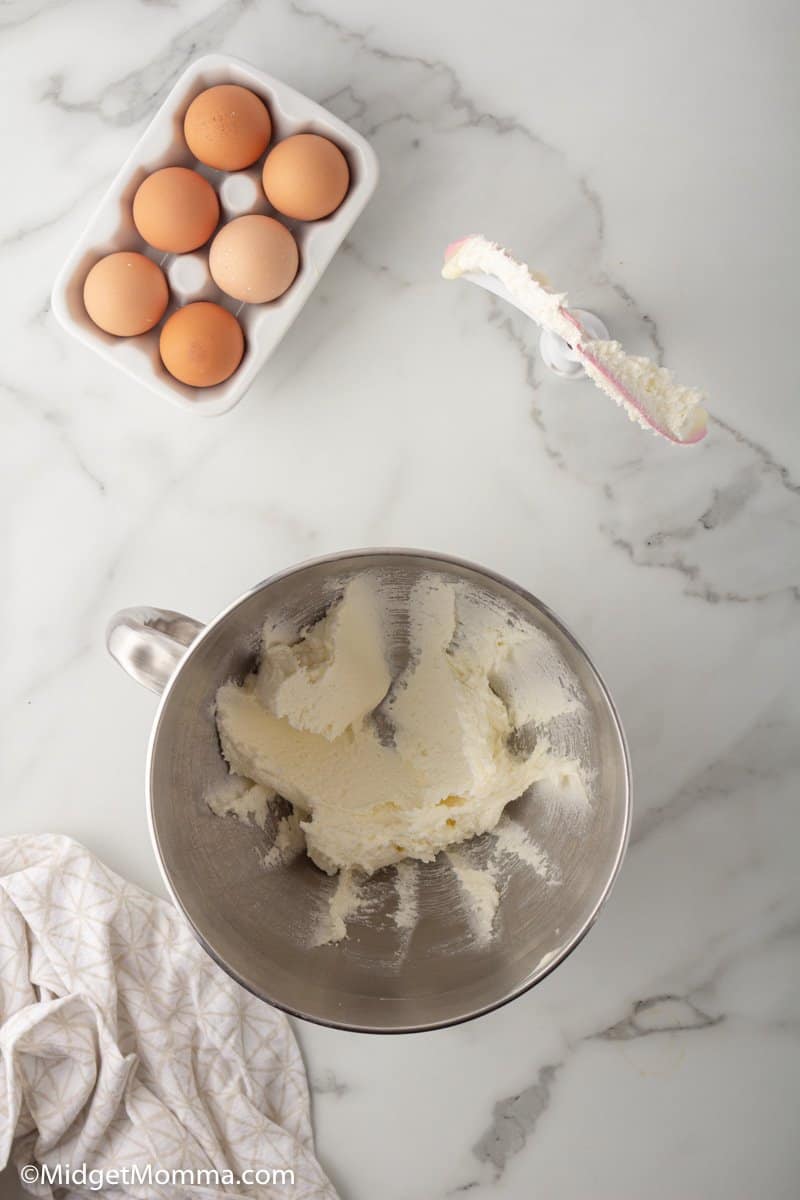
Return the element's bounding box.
[1,1,798,1198]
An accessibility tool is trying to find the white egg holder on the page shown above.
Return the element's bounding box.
[51,54,380,416]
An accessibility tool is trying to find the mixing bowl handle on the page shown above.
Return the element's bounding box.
[106,607,206,695]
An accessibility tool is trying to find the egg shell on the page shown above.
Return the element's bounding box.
[52,54,380,415]
[209,215,299,304]
[262,133,350,221]
[184,84,272,171]
[159,301,244,388]
[133,167,219,254]
[83,252,169,337]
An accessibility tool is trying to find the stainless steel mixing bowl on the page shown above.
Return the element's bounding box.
[107,549,631,1033]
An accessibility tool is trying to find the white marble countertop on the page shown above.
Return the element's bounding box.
[2,1,799,1197]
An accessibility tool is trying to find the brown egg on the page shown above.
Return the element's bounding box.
[209,215,299,303]
[159,302,244,387]
[184,84,272,171]
[133,166,219,253]
[83,251,168,337]
[262,133,349,221]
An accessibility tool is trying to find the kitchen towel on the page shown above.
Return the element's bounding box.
[0,834,337,1199]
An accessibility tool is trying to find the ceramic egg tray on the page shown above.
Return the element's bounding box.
[51,54,379,416]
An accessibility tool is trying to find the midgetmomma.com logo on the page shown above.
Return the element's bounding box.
[20,1162,295,1190]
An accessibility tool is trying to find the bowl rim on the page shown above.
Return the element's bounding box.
[145,547,632,1033]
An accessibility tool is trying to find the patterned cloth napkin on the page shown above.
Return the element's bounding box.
[0,835,337,1199]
